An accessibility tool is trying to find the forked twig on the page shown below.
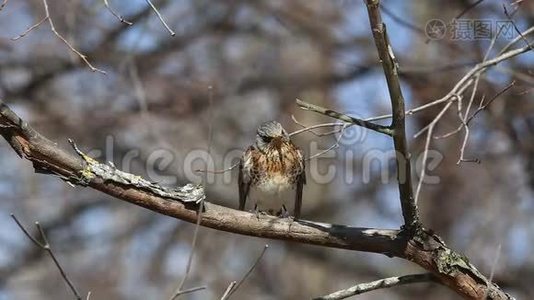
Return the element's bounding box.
[11,214,83,300]
[11,0,105,74]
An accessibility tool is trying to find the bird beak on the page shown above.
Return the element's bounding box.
[272,136,282,150]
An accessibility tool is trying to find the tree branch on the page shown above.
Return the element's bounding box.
[364,0,419,230]
[296,99,393,136]
[314,273,436,300]
[11,214,83,300]
[0,99,513,299]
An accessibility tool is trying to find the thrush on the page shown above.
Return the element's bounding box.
[238,121,306,218]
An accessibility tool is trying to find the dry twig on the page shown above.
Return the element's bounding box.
[146,0,175,36]
[221,245,269,300]
[103,0,133,25]
[314,273,435,300]
[11,0,105,74]
[11,214,83,300]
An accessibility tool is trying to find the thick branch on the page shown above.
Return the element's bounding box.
[0,100,399,255]
[364,0,419,230]
[0,100,512,299]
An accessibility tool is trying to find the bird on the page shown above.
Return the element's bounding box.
[238,121,306,219]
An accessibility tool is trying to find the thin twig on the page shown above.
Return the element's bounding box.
[220,281,237,300]
[484,244,502,300]
[172,286,207,297]
[289,115,344,137]
[11,214,82,300]
[368,40,533,122]
[434,25,505,140]
[313,273,435,300]
[456,0,485,19]
[169,86,214,300]
[103,0,133,25]
[498,26,534,55]
[296,99,393,136]
[145,0,175,36]
[223,245,269,300]
[37,0,106,74]
[306,124,347,161]
[414,102,453,204]
[195,162,239,174]
[503,4,533,51]
[11,17,48,40]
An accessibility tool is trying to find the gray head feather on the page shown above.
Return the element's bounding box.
[255,121,289,150]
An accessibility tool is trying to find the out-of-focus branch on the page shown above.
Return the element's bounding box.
[103,0,133,25]
[145,0,175,36]
[222,244,269,300]
[364,0,419,230]
[11,214,83,300]
[313,273,436,300]
[0,99,513,299]
[11,0,105,74]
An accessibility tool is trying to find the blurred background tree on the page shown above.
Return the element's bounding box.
[0,0,533,299]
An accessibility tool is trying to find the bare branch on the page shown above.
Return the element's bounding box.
[313,273,436,300]
[223,244,269,300]
[289,115,343,137]
[414,101,454,204]
[11,17,48,41]
[170,86,214,300]
[11,214,82,300]
[195,162,239,174]
[364,0,419,230]
[306,124,347,161]
[296,99,393,136]
[145,0,175,36]
[503,4,533,51]
[103,0,133,25]
[12,0,105,73]
[0,100,513,299]
[170,286,207,298]
[498,26,534,55]
[367,40,533,122]
[220,281,237,300]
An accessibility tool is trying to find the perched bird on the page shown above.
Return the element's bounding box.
[238,121,306,218]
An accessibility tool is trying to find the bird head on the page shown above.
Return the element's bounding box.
[255,121,289,151]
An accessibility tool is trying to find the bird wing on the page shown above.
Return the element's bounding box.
[238,147,253,211]
[294,149,306,219]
